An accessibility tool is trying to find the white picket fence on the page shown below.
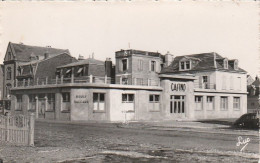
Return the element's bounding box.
[0,113,35,146]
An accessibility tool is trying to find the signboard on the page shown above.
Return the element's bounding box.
[171,82,187,92]
[74,95,88,103]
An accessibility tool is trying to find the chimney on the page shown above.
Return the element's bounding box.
[92,53,94,59]
[44,52,49,59]
[78,54,84,60]
[105,58,112,77]
[213,52,217,68]
[165,51,174,67]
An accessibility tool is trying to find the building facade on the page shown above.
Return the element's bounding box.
[2,42,76,112]
[247,77,260,113]
[8,49,248,121]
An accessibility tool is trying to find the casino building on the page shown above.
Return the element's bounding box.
[7,47,248,121]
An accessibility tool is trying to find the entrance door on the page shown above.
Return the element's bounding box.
[170,95,185,118]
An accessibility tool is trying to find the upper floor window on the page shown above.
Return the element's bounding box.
[180,61,191,70]
[8,52,12,60]
[62,93,70,102]
[16,95,22,111]
[138,59,143,71]
[93,93,105,111]
[6,67,11,80]
[223,59,228,69]
[149,94,160,103]
[150,61,156,72]
[122,59,128,71]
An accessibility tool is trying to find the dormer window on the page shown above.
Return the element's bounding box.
[223,59,228,69]
[180,60,191,71]
[234,60,238,70]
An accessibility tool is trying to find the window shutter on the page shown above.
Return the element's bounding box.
[149,61,151,71]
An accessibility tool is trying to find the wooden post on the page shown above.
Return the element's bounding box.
[61,75,64,84]
[105,75,107,84]
[28,113,35,146]
[28,78,30,86]
[5,113,10,141]
[89,75,93,83]
[71,68,74,83]
[35,96,38,119]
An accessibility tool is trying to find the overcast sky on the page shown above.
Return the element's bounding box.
[0,1,259,77]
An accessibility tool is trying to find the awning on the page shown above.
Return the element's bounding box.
[77,67,83,74]
[66,69,71,74]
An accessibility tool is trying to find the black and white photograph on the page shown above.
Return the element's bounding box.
[0,1,259,162]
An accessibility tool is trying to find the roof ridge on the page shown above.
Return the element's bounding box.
[10,42,68,51]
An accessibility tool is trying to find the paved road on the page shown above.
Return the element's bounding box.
[0,121,259,162]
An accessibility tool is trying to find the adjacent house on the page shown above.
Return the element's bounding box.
[247,76,260,113]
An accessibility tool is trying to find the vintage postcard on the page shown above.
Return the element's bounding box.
[0,1,259,162]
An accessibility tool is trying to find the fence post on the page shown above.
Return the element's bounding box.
[28,113,35,146]
[5,113,9,141]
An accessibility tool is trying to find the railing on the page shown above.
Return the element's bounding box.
[14,75,160,88]
[194,83,216,89]
[0,113,35,146]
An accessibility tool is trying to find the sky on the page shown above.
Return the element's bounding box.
[0,1,259,77]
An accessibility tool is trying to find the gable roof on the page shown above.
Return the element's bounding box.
[57,58,104,68]
[8,42,70,62]
[161,52,247,74]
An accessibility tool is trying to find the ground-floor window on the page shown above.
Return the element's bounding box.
[233,97,240,110]
[170,95,185,113]
[62,92,70,112]
[220,96,228,110]
[206,96,214,110]
[195,96,203,110]
[149,94,160,111]
[122,93,135,112]
[93,93,105,112]
[47,93,55,111]
[16,94,22,111]
[29,94,36,111]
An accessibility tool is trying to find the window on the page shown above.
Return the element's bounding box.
[170,95,185,113]
[185,61,190,69]
[233,97,240,110]
[122,59,127,71]
[149,95,160,103]
[16,95,22,111]
[93,93,105,111]
[138,59,143,71]
[180,62,185,70]
[180,61,191,70]
[220,97,228,110]
[29,94,36,110]
[195,96,203,110]
[151,61,156,72]
[206,96,214,110]
[62,93,70,112]
[6,67,11,80]
[223,59,228,69]
[149,94,160,111]
[202,76,209,89]
[251,103,255,106]
[122,94,134,103]
[8,52,12,60]
[5,84,11,97]
[47,94,55,111]
[62,93,70,102]
[122,78,128,85]
[77,67,84,77]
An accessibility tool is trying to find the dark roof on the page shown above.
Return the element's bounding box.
[9,42,70,61]
[161,52,247,74]
[57,58,104,68]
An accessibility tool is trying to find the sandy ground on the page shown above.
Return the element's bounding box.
[0,121,259,163]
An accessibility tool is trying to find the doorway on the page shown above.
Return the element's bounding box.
[170,95,185,117]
